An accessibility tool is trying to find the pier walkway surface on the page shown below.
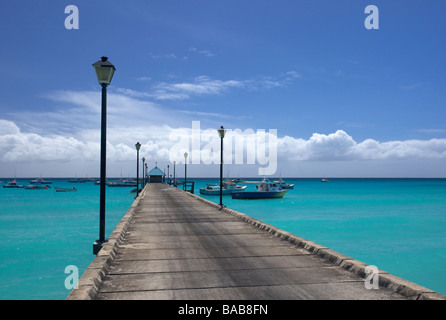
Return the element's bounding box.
[68,183,445,300]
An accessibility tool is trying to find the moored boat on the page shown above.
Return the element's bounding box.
[24,184,51,190]
[55,187,77,192]
[273,179,294,189]
[199,180,247,195]
[68,178,89,183]
[30,178,52,184]
[107,179,137,187]
[231,179,288,199]
[2,180,24,188]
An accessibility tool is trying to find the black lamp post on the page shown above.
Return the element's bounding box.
[167,165,170,184]
[218,126,227,208]
[184,152,188,191]
[135,142,141,197]
[145,163,148,184]
[173,161,176,186]
[92,56,116,255]
[142,157,145,187]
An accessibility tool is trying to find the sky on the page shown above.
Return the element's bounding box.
[1,0,446,178]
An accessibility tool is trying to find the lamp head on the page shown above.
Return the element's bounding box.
[93,56,116,86]
[218,126,226,139]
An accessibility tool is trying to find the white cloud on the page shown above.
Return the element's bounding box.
[188,47,215,57]
[0,121,98,163]
[150,76,244,100]
[2,116,446,178]
[279,130,446,161]
[399,83,424,90]
[119,72,302,101]
[150,53,177,60]
[2,87,446,177]
[0,119,20,135]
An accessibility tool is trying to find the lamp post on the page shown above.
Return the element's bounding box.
[135,142,141,197]
[142,157,145,187]
[173,161,176,186]
[145,163,148,184]
[92,56,116,255]
[184,152,188,191]
[218,126,227,208]
[167,165,170,184]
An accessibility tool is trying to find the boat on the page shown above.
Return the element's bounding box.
[273,179,294,189]
[2,180,24,188]
[24,184,51,190]
[68,178,89,183]
[30,178,52,184]
[321,178,329,182]
[231,179,288,199]
[107,179,137,187]
[199,180,247,195]
[55,187,77,192]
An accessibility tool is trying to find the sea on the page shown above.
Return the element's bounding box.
[1,178,445,299]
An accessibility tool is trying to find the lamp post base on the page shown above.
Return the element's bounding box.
[93,239,108,255]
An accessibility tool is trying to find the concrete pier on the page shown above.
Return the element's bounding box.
[67,183,446,300]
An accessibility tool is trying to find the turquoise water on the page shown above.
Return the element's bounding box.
[1,178,445,299]
[197,178,446,296]
[0,179,134,300]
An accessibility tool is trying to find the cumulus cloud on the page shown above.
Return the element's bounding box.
[0,121,98,162]
[2,86,446,177]
[279,130,446,161]
[2,120,446,168]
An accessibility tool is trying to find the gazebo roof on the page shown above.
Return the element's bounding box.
[147,166,165,176]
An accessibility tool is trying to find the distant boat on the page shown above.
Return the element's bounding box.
[24,185,51,190]
[321,178,329,182]
[2,180,24,188]
[199,180,247,195]
[107,179,137,187]
[30,178,52,184]
[231,179,288,199]
[68,178,89,183]
[273,179,294,189]
[55,187,77,192]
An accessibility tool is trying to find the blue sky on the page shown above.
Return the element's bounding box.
[1,1,446,178]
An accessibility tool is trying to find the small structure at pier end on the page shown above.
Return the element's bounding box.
[147,166,165,183]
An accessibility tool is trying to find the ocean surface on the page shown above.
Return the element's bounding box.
[1,178,445,299]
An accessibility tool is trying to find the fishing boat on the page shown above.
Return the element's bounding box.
[24,185,51,190]
[30,178,52,184]
[55,187,77,192]
[199,180,247,195]
[107,179,137,187]
[2,180,24,188]
[231,179,288,199]
[68,178,89,183]
[273,179,294,189]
